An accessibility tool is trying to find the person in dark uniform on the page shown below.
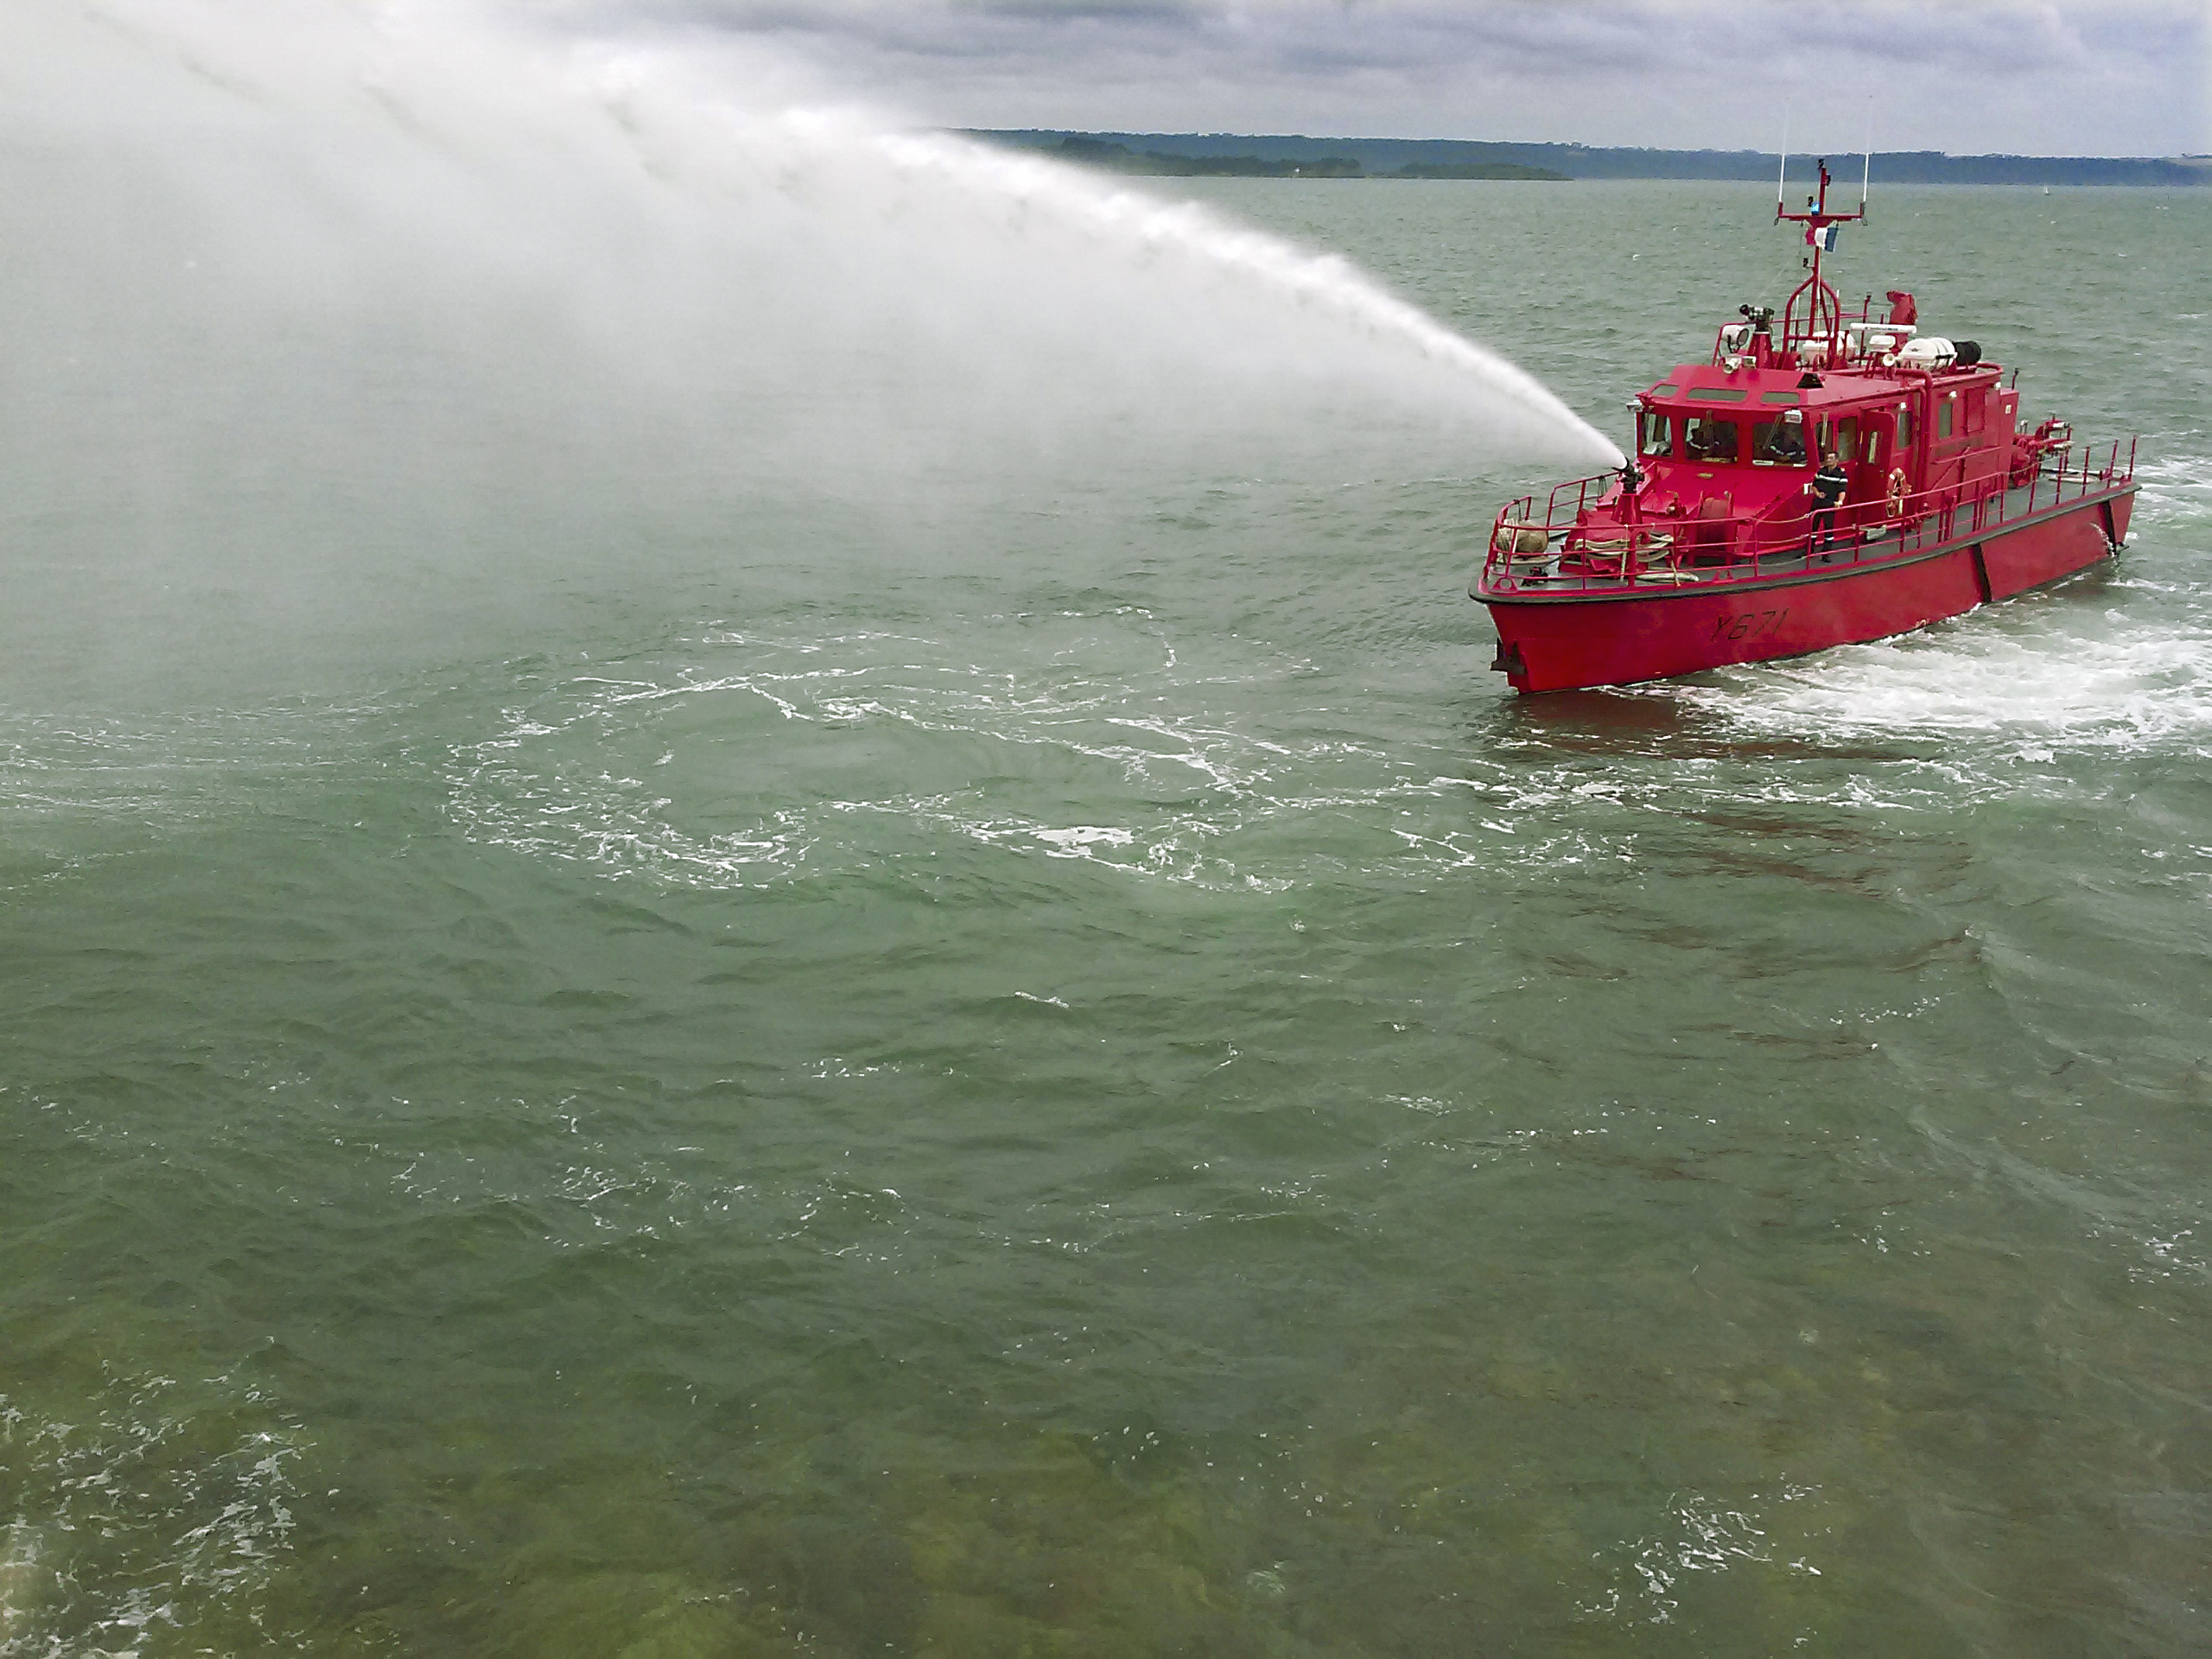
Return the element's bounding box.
[1758,417,1806,466]
[1808,448,1848,548]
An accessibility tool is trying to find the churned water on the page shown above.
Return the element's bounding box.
[3,9,2211,1656]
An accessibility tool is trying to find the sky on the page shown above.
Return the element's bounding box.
[573,1,2211,159]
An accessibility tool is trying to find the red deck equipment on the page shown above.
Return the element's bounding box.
[1472,160,2138,694]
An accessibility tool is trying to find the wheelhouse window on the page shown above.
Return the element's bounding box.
[1751,416,1806,467]
[1937,397,1955,440]
[1833,416,1859,465]
[1637,408,1675,458]
[1684,416,1739,463]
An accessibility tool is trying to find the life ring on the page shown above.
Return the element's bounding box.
[1885,468,1909,517]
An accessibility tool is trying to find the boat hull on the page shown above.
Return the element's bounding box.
[1482,487,2133,694]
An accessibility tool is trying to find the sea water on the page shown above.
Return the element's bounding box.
[3,11,2210,1656]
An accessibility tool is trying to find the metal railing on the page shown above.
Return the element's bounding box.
[1479,438,2135,597]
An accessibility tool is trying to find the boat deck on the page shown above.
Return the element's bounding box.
[1479,449,2134,601]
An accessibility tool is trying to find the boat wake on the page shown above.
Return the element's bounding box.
[1668,614,2212,758]
[1662,445,2212,755]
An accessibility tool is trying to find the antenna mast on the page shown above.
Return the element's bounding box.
[1777,157,1866,358]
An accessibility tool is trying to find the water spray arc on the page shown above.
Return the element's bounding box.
[874,130,1622,467]
[0,0,1621,698]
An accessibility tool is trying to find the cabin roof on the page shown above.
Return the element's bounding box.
[1641,360,1997,412]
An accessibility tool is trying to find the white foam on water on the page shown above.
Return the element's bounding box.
[1663,612,2212,762]
[0,707,369,880]
[1652,440,2212,763]
[445,588,2212,894]
[0,1372,306,1657]
[0,1529,38,1654]
[1580,1484,1821,1626]
[444,620,1696,893]
[2131,452,2212,528]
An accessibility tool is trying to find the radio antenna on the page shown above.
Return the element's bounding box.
[1860,103,1872,216]
[1776,112,1790,220]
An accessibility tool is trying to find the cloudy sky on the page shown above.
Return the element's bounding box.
[581,1,2209,158]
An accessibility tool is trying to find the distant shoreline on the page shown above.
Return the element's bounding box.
[969,130,2211,187]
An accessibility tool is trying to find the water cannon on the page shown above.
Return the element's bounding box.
[1738,303,1776,339]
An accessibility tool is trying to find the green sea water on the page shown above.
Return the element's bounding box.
[3,78,2210,1657]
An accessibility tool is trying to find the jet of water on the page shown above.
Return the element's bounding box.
[0,0,1621,700]
[7,0,1618,455]
[873,128,1623,467]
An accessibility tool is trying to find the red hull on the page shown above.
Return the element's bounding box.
[1484,487,2133,694]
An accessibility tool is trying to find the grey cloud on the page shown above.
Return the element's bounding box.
[542,1,2209,155]
[957,1,1209,17]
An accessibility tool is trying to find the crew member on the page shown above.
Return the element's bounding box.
[1808,448,1848,546]
[1759,420,1806,466]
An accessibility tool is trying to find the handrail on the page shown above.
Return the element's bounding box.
[1481,440,2136,597]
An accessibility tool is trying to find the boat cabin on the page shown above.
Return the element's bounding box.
[1626,315,2022,538]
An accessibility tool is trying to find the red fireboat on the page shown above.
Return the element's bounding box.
[1473,159,2139,694]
